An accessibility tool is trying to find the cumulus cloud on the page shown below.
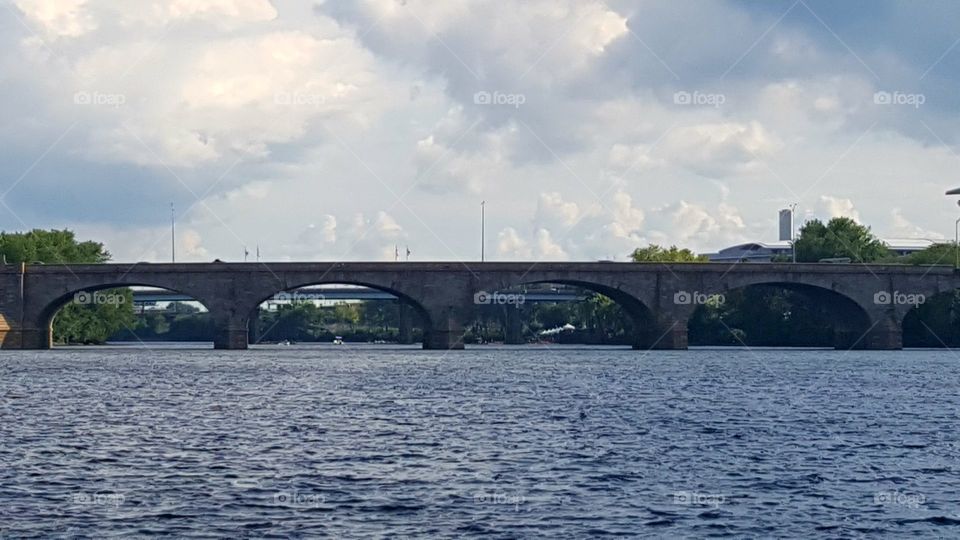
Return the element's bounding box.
[817,195,861,223]
[1,1,957,263]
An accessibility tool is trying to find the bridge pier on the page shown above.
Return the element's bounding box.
[421,304,467,350]
[212,314,250,350]
[836,318,903,350]
[505,306,524,345]
[398,303,415,345]
[633,318,689,350]
[423,328,465,349]
[2,326,50,349]
[20,327,52,349]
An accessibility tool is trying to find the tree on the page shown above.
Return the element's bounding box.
[897,243,956,266]
[793,217,890,263]
[0,229,110,264]
[630,244,708,262]
[0,229,133,344]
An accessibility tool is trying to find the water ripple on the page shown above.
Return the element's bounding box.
[1,345,959,537]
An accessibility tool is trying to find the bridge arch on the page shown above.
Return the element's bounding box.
[691,278,877,349]
[475,275,674,348]
[901,289,957,348]
[247,280,434,347]
[30,282,215,348]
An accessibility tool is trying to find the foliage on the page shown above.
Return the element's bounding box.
[55,289,135,344]
[0,229,110,264]
[630,244,707,262]
[895,243,956,266]
[0,229,132,345]
[792,217,890,263]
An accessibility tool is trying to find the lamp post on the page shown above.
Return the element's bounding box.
[481,200,486,262]
[170,202,176,263]
[955,213,960,269]
[946,188,960,269]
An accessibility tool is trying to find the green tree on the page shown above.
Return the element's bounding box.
[630,244,707,262]
[897,243,956,266]
[793,217,890,263]
[0,229,133,345]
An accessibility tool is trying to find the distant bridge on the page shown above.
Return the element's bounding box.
[0,261,953,350]
[131,286,585,304]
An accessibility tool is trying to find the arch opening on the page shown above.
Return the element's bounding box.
[250,282,431,346]
[43,284,214,347]
[469,280,656,347]
[687,282,872,348]
[901,290,959,348]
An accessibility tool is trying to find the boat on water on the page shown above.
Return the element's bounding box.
[333,336,344,345]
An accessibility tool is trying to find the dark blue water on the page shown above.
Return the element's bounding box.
[1,345,959,538]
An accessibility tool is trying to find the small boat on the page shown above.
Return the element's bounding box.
[333,336,344,345]
[280,339,292,346]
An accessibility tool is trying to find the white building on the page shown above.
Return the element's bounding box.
[705,238,934,263]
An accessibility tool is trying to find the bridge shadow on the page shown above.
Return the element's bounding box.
[902,290,959,348]
[687,283,873,349]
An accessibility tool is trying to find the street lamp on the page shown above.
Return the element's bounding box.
[946,189,960,269]
[481,200,486,262]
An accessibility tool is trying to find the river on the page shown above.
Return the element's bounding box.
[1,345,958,537]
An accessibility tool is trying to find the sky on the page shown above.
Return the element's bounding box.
[2,0,959,262]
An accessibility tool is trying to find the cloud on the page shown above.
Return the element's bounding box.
[14,0,97,38]
[2,0,959,263]
[817,195,860,223]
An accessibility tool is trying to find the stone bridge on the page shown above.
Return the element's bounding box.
[0,262,955,350]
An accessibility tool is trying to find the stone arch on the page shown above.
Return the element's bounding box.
[698,279,877,349]
[30,282,216,349]
[477,276,676,349]
[247,279,435,348]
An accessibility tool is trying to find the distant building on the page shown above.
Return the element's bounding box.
[705,241,793,262]
[778,209,793,242]
[882,238,936,257]
[705,238,935,263]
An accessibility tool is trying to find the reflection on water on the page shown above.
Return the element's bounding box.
[1,345,959,537]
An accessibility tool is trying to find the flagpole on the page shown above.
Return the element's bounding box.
[170,202,176,263]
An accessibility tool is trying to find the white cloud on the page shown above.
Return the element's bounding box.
[15,0,97,38]
[817,195,860,222]
[3,0,958,263]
